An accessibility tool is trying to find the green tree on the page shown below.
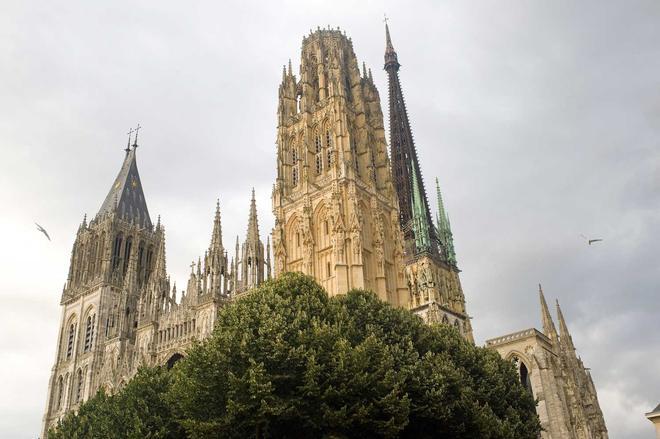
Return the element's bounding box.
[49,366,183,439]
[48,273,539,438]
[168,272,540,438]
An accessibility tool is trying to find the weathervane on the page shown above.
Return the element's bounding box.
[383,13,389,24]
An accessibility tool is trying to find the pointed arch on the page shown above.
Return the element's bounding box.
[65,314,78,360]
[83,306,96,353]
[111,232,123,271]
[285,214,302,270]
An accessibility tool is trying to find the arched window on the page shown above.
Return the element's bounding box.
[56,376,64,409]
[66,322,76,359]
[454,319,461,333]
[84,313,96,352]
[325,130,333,167]
[315,132,323,174]
[292,144,299,186]
[111,233,123,271]
[441,315,449,325]
[350,136,359,175]
[75,368,84,403]
[122,236,133,276]
[511,355,533,394]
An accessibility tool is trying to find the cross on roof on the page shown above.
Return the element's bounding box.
[132,123,141,148]
[125,127,134,152]
[383,13,389,24]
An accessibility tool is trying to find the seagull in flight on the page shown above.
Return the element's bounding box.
[35,222,51,241]
[580,234,603,246]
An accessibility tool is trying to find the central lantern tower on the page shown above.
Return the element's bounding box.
[272,27,408,305]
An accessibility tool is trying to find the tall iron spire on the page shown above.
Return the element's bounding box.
[384,21,440,260]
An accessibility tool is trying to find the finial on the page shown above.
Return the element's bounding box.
[132,123,141,149]
[362,62,367,78]
[126,127,134,153]
[288,59,293,76]
[368,68,373,82]
[251,187,256,200]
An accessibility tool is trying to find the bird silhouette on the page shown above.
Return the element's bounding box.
[580,234,603,246]
[35,222,51,241]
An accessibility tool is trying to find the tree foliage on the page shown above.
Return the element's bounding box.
[49,366,182,439]
[50,273,540,438]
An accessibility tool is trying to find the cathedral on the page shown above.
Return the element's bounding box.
[42,24,606,438]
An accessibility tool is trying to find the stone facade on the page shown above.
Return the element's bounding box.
[486,287,609,438]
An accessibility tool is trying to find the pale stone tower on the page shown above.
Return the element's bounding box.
[383,23,472,340]
[486,286,608,438]
[41,136,162,435]
[272,27,409,305]
[41,137,242,437]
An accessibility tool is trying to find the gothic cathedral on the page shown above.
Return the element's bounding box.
[42,24,607,439]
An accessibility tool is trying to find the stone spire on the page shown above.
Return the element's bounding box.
[384,21,439,259]
[96,147,152,228]
[539,284,558,342]
[240,189,265,292]
[210,199,223,253]
[556,300,576,353]
[205,199,227,297]
[246,188,260,243]
[435,178,456,265]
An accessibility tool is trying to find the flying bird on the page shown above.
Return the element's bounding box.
[580,234,603,246]
[35,222,51,241]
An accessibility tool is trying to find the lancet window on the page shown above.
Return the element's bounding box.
[83,313,96,352]
[315,132,323,174]
[66,322,76,359]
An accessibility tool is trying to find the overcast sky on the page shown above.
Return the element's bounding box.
[0,1,658,437]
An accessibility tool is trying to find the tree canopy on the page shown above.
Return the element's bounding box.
[51,273,540,438]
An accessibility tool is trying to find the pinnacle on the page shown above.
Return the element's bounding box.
[539,284,558,340]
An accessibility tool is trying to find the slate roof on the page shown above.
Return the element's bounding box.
[97,148,152,228]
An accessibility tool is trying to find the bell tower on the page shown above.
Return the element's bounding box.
[272,27,408,305]
[42,133,162,435]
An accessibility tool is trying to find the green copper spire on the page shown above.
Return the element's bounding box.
[411,165,431,252]
[435,177,457,265]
